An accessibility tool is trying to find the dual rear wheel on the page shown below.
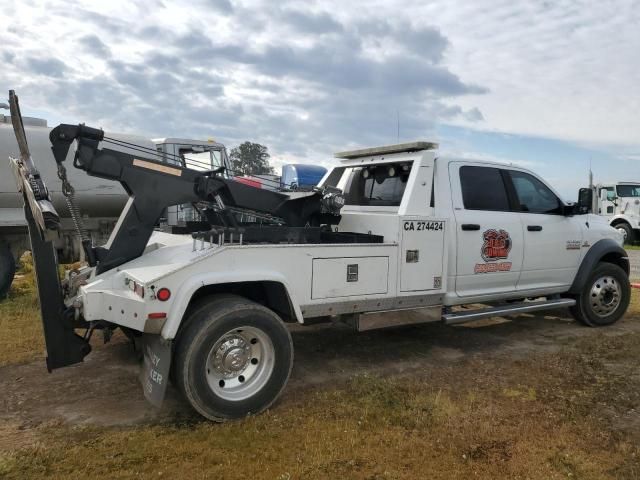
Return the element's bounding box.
[174,295,293,421]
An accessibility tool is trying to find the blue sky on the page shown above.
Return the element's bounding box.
[2,0,639,200]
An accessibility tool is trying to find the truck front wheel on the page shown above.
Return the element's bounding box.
[569,262,630,327]
[614,222,634,244]
[174,295,293,421]
[0,245,16,299]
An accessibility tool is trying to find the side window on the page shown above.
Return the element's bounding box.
[509,171,562,214]
[459,166,510,211]
[600,187,615,200]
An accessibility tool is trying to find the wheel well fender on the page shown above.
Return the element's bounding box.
[610,218,631,227]
[162,274,302,340]
[569,239,629,294]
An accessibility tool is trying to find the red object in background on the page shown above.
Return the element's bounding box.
[234,176,262,188]
[632,283,640,289]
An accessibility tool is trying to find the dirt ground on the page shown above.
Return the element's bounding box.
[0,308,637,429]
[1,258,640,478]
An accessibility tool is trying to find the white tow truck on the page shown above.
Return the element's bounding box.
[8,92,630,421]
[591,182,640,243]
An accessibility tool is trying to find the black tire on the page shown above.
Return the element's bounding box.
[616,223,634,245]
[174,294,293,421]
[0,244,16,300]
[569,262,630,327]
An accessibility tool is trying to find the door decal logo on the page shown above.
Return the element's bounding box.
[480,229,512,261]
[475,229,513,273]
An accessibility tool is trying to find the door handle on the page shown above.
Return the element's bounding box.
[527,225,543,231]
[461,224,481,231]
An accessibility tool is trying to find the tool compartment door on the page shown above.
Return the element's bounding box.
[311,256,389,299]
[400,217,446,292]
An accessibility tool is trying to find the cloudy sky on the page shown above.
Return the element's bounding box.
[2,0,639,198]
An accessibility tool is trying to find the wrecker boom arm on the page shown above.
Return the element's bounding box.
[49,124,339,274]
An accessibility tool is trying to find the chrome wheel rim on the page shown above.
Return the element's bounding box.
[206,326,275,401]
[589,275,622,317]
[616,227,628,240]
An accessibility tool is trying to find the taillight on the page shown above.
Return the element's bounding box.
[156,288,171,301]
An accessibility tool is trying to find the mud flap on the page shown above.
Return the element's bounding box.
[140,334,172,407]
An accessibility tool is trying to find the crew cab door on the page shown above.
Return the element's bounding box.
[506,169,583,290]
[450,163,524,297]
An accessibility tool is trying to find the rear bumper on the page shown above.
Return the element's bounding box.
[81,287,168,334]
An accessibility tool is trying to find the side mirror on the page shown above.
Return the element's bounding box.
[577,188,593,214]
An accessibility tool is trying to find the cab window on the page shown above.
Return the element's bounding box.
[616,184,640,197]
[509,171,562,214]
[459,166,510,211]
[343,162,411,206]
[599,187,616,200]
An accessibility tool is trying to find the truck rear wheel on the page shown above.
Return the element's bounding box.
[569,262,630,327]
[174,295,293,421]
[0,244,16,299]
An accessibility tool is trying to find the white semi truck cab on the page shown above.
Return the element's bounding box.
[8,92,631,421]
[592,182,640,243]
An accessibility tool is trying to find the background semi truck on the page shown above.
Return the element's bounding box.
[591,182,640,244]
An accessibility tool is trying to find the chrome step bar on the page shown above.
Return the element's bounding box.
[443,298,576,325]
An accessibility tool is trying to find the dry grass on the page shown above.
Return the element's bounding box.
[1,262,640,479]
[0,253,44,366]
[1,344,639,480]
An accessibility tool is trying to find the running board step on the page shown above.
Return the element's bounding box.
[443,298,576,325]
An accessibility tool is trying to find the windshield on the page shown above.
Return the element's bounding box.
[616,184,640,197]
[182,150,226,172]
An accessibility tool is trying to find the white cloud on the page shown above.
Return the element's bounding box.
[1,0,639,168]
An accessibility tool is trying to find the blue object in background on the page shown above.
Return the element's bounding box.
[281,164,327,190]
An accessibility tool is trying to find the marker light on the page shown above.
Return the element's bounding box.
[156,288,171,301]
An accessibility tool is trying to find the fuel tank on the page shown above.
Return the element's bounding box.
[0,115,128,218]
